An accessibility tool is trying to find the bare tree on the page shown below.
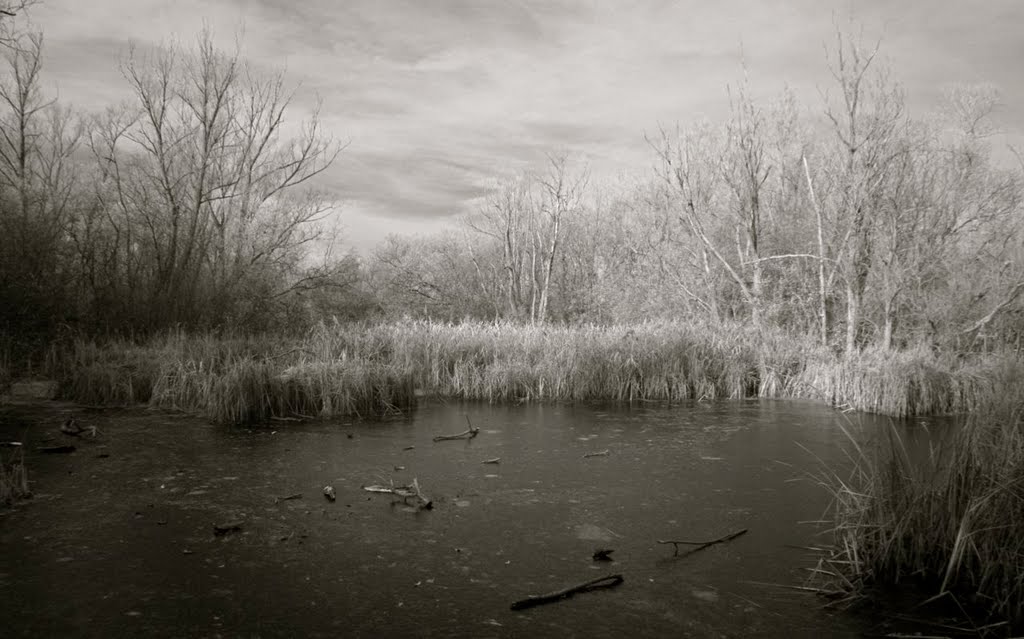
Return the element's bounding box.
[88,29,342,328]
[534,152,588,322]
[821,27,905,354]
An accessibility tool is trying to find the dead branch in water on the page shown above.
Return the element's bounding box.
[363,478,432,509]
[433,416,480,442]
[510,574,624,610]
[658,528,748,556]
[583,450,609,458]
[481,457,501,464]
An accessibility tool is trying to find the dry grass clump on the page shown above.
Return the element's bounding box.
[812,370,1024,627]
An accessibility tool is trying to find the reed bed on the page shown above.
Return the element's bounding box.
[49,320,1021,423]
[811,370,1024,628]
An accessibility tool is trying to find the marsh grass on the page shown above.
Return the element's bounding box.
[811,364,1024,627]
[49,320,1021,423]
[1,447,29,505]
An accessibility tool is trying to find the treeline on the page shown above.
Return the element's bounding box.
[1,13,1022,359]
[371,35,1024,355]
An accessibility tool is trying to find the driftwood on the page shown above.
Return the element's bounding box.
[363,478,432,509]
[433,416,480,442]
[658,528,748,556]
[583,450,609,458]
[510,574,624,610]
[481,457,501,464]
[275,493,302,503]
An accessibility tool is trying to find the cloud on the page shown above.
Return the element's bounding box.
[28,0,1024,250]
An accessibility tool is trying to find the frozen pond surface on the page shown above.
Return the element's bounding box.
[1,399,927,637]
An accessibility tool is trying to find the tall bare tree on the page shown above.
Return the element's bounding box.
[88,29,341,328]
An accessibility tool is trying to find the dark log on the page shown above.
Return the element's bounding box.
[511,574,624,610]
[658,528,748,556]
[38,445,76,454]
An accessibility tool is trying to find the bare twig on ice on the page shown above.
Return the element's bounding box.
[510,574,624,610]
[658,528,748,556]
[583,450,609,458]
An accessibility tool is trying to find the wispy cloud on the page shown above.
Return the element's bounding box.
[30,0,1024,248]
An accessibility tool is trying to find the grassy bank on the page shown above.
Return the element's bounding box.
[44,320,1019,423]
[812,359,1024,627]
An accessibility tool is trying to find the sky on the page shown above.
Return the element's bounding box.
[26,0,1024,252]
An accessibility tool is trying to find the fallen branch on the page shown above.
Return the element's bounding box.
[658,528,748,556]
[363,478,432,509]
[38,445,76,454]
[432,423,479,438]
[275,493,302,503]
[510,574,624,610]
[583,450,609,458]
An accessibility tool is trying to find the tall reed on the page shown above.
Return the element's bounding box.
[49,320,1022,423]
[812,360,1024,626]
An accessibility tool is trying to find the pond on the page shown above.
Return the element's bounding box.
[1,398,933,637]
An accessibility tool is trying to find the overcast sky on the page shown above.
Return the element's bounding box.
[30,0,1024,251]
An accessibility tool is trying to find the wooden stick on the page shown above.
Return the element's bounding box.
[583,450,609,458]
[510,574,624,610]
[658,528,748,556]
[481,457,501,464]
[363,480,432,509]
[433,425,479,442]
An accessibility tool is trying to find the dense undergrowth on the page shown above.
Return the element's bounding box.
[43,320,1017,423]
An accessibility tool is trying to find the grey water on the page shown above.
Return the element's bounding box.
[0,399,926,637]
